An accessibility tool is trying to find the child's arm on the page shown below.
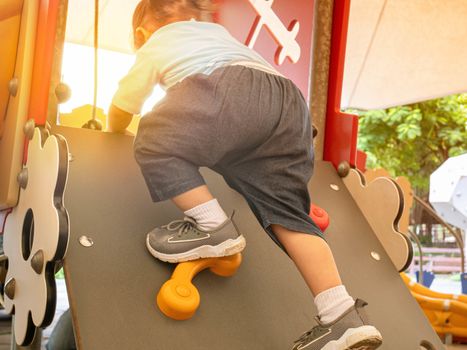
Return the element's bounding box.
[108,104,133,133]
[108,48,159,133]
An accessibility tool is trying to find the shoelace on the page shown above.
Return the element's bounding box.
[162,217,198,237]
[294,322,324,344]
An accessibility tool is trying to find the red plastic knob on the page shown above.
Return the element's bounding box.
[309,204,330,232]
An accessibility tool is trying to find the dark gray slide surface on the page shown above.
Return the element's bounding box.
[54,126,444,350]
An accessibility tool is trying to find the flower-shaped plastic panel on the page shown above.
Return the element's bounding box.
[3,127,69,346]
[343,168,412,272]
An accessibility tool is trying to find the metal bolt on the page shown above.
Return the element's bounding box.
[23,119,35,140]
[371,251,381,261]
[31,250,44,274]
[8,78,18,97]
[55,82,72,104]
[79,236,94,247]
[337,161,350,178]
[312,125,318,139]
[17,168,28,189]
[4,278,16,300]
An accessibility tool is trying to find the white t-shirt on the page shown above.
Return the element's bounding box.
[112,20,279,115]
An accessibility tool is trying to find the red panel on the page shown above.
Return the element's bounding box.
[356,149,367,172]
[323,0,359,169]
[23,0,60,163]
[215,0,314,100]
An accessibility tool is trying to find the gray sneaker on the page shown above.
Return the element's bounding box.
[292,299,382,350]
[146,212,246,263]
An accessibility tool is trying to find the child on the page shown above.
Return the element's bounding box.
[108,1,383,349]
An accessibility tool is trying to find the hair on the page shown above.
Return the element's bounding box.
[132,0,215,48]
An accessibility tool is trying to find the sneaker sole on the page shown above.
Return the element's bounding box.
[146,235,246,263]
[321,326,382,350]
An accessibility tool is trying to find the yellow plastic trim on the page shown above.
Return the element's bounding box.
[0,0,22,22]
[401,273,467,339]
[157,254,242,320]
[401,273,467,304]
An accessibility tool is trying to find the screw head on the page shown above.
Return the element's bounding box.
[17,168,28,189]
[55,82,72,104]
[4,278,16,300]
[79,236,94,247]
[337,161,350,178]
[31,250,44,274]
[8,78,18,97]
[23,119,35,140]
[371,251,381,261]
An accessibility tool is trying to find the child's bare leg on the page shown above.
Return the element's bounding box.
[173,187,343,296]
[272,224,358,328]
[171,185,214,211]
[275,224,382,349]
[271,224,342,296]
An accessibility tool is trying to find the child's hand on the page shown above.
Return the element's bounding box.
[106,128,135,136]
[107,104,134,134]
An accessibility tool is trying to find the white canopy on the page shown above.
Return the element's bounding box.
[65,0,138,53]
[343,0,467,109]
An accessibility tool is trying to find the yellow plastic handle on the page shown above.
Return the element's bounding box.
[157,254,242,320]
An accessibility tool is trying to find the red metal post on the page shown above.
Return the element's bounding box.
[323,0,359,169]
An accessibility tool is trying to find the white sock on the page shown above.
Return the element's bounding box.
[314,285,355,324]
[184,198,228,230]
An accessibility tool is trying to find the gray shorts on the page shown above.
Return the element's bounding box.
[134,65,324,248]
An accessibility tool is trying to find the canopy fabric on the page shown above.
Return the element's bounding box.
[343,0,467,110]
[65,0,138,53]
[64,0,467,110]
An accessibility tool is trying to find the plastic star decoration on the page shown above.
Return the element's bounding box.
[3,127,69,346]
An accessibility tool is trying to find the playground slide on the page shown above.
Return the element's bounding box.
[401,273,467,341]
[57,126,445,350]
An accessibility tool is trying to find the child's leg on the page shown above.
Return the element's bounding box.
[271,225,358,325]
[171,185,214,211]
[144,181,245,262]
[271,224,341,296]
[172,185,228,230]
[272,225,382,349]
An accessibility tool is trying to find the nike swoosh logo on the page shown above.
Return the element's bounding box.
[167,233,211,244]
[297,329,331,350]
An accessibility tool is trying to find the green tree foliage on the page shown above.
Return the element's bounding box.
[353,94,467,195]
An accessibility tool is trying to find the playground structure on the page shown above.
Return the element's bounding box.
[1,0,467,349]
[401,273,467,343]
[430,153,467,293]
[362,166,467,343]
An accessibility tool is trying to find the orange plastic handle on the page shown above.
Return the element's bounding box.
[157,253,242,320]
